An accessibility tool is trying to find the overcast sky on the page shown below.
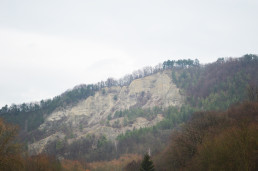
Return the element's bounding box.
[0,0,258,107]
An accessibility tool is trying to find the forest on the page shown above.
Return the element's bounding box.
[0,54,258,170]
[1,95,257,170]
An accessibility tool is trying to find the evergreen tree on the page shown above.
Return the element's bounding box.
[140,154,155,171]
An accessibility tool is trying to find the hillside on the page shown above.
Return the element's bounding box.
[0,54,258,163]
[28,70,184,155]
[154,101,258,171]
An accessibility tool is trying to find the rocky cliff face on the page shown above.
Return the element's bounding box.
[29,70,184,154]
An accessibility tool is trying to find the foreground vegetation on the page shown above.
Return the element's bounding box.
[154,101,258,170]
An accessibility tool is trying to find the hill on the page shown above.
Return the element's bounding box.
[0,54,258,162]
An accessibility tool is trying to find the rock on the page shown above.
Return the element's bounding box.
[29,70,184,154]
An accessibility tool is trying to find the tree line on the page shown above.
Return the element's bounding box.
[1,54,256,116]
[0,58,199,115]
[0,58,201,133]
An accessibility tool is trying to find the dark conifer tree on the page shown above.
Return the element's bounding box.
[140,154,155,171]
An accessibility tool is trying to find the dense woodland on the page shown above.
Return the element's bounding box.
[172,54,258,110]
[154,101,258,171]
[0,54,258,170]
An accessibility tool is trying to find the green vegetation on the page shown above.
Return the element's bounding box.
[115,54,258,166]
[113,95,118,101]
[0,84,97,132]
[2,54,256,133]
[1,54,258,169]
[140,154,155,171]
[172,54,258,111]
[155,101,258,170]
[38,54,258,163]
[116,104,196,141]
[113,106,162,123]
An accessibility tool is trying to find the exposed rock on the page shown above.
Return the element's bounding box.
[29,70,184,155]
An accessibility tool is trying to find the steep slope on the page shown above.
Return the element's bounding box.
[29,70,184,154]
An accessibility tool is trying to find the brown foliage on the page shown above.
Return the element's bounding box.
[0,118,23,171]
[227,101,258,123]
[23,154,62,171]
[188,58,258,98]
[124,160,141,171]
[191,124,258,171]
[155,111,226,170]
[61,159,89,171]
[0,118,65,171]
[155,102,258,171]
[247,85,258,102]
[88,154,141,171]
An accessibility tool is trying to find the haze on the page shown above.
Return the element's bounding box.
[0,0,257,107]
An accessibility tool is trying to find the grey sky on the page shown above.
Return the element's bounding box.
[0,0,258,107]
